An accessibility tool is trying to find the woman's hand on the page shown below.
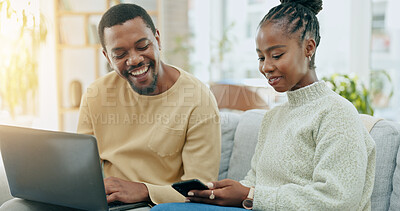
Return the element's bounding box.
[186,179,250,207]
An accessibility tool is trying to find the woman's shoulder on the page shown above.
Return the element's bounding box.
[314,92,364,130]
[320,91,359,114]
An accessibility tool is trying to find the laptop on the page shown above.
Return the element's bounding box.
[0,125,149,211]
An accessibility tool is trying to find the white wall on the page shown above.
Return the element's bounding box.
[350,0,372,84]
[316,0,352,78]
[0,0,58,130]
[191,0,372,82]
[33,0,58,130]
[189,0,212,83]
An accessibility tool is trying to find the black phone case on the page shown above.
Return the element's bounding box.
[172,179,209,197]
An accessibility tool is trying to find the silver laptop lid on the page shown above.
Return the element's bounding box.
[0,125,109,211]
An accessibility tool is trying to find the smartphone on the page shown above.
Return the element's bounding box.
[172,179,209,197]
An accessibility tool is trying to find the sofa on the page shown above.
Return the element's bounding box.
[1,109,400,210]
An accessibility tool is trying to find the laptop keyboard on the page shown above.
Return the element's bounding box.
[108,201,125,208]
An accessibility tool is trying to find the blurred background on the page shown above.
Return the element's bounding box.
[0,0,399,132]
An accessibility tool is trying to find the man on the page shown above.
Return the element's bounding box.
[80,2,221,206]
[0,3,221,211]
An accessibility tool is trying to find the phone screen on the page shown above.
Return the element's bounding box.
[172,179,209,197]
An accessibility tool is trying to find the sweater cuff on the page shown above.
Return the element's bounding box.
[144,183,186,204]
[240,180,252,188]
[253,186,278,210]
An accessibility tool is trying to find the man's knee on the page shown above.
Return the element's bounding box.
[0,198,77,211]
[1,198,36,211]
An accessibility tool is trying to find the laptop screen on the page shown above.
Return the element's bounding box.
[0,125,109,210]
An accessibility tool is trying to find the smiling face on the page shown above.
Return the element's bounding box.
[256,22,317,92]
[102,17,161,95]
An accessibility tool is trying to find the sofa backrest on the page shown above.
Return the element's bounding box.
[220,109,400,211]
[369,119,400,211]
[219,112,241,180]
[225,109,266,181]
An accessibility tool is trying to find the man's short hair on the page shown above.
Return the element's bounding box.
[98,3,157,51]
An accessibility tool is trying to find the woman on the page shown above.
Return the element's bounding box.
[152,0,376,210]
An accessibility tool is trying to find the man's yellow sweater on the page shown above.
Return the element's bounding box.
[77,67,221,204]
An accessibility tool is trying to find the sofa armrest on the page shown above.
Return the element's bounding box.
[0,153,13,205]
[391,145,400,211]
[368,120,400,211]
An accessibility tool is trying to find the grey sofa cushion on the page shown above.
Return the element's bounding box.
[227,109,266,181]
[219,112,240,180]
[369,120,400,211]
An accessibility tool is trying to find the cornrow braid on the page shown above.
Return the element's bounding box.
[259,0,323,70]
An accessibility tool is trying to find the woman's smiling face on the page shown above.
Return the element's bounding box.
[256,22,317,92]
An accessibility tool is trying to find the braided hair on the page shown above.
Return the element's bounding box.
[259,0,323,70]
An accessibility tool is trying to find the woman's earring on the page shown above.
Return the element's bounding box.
[308,56,311,62]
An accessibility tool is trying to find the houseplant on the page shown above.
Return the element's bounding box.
[370,69,394,108]
[0,0,47,117]
[323,73,374,115]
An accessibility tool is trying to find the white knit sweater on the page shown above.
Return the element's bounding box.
[241,81,376,211]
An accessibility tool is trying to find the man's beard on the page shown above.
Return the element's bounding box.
[129,72,158,95]
[123,63,159,95]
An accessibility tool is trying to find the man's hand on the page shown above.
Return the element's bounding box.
[186,179,249,207]
[104,177,150,204]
